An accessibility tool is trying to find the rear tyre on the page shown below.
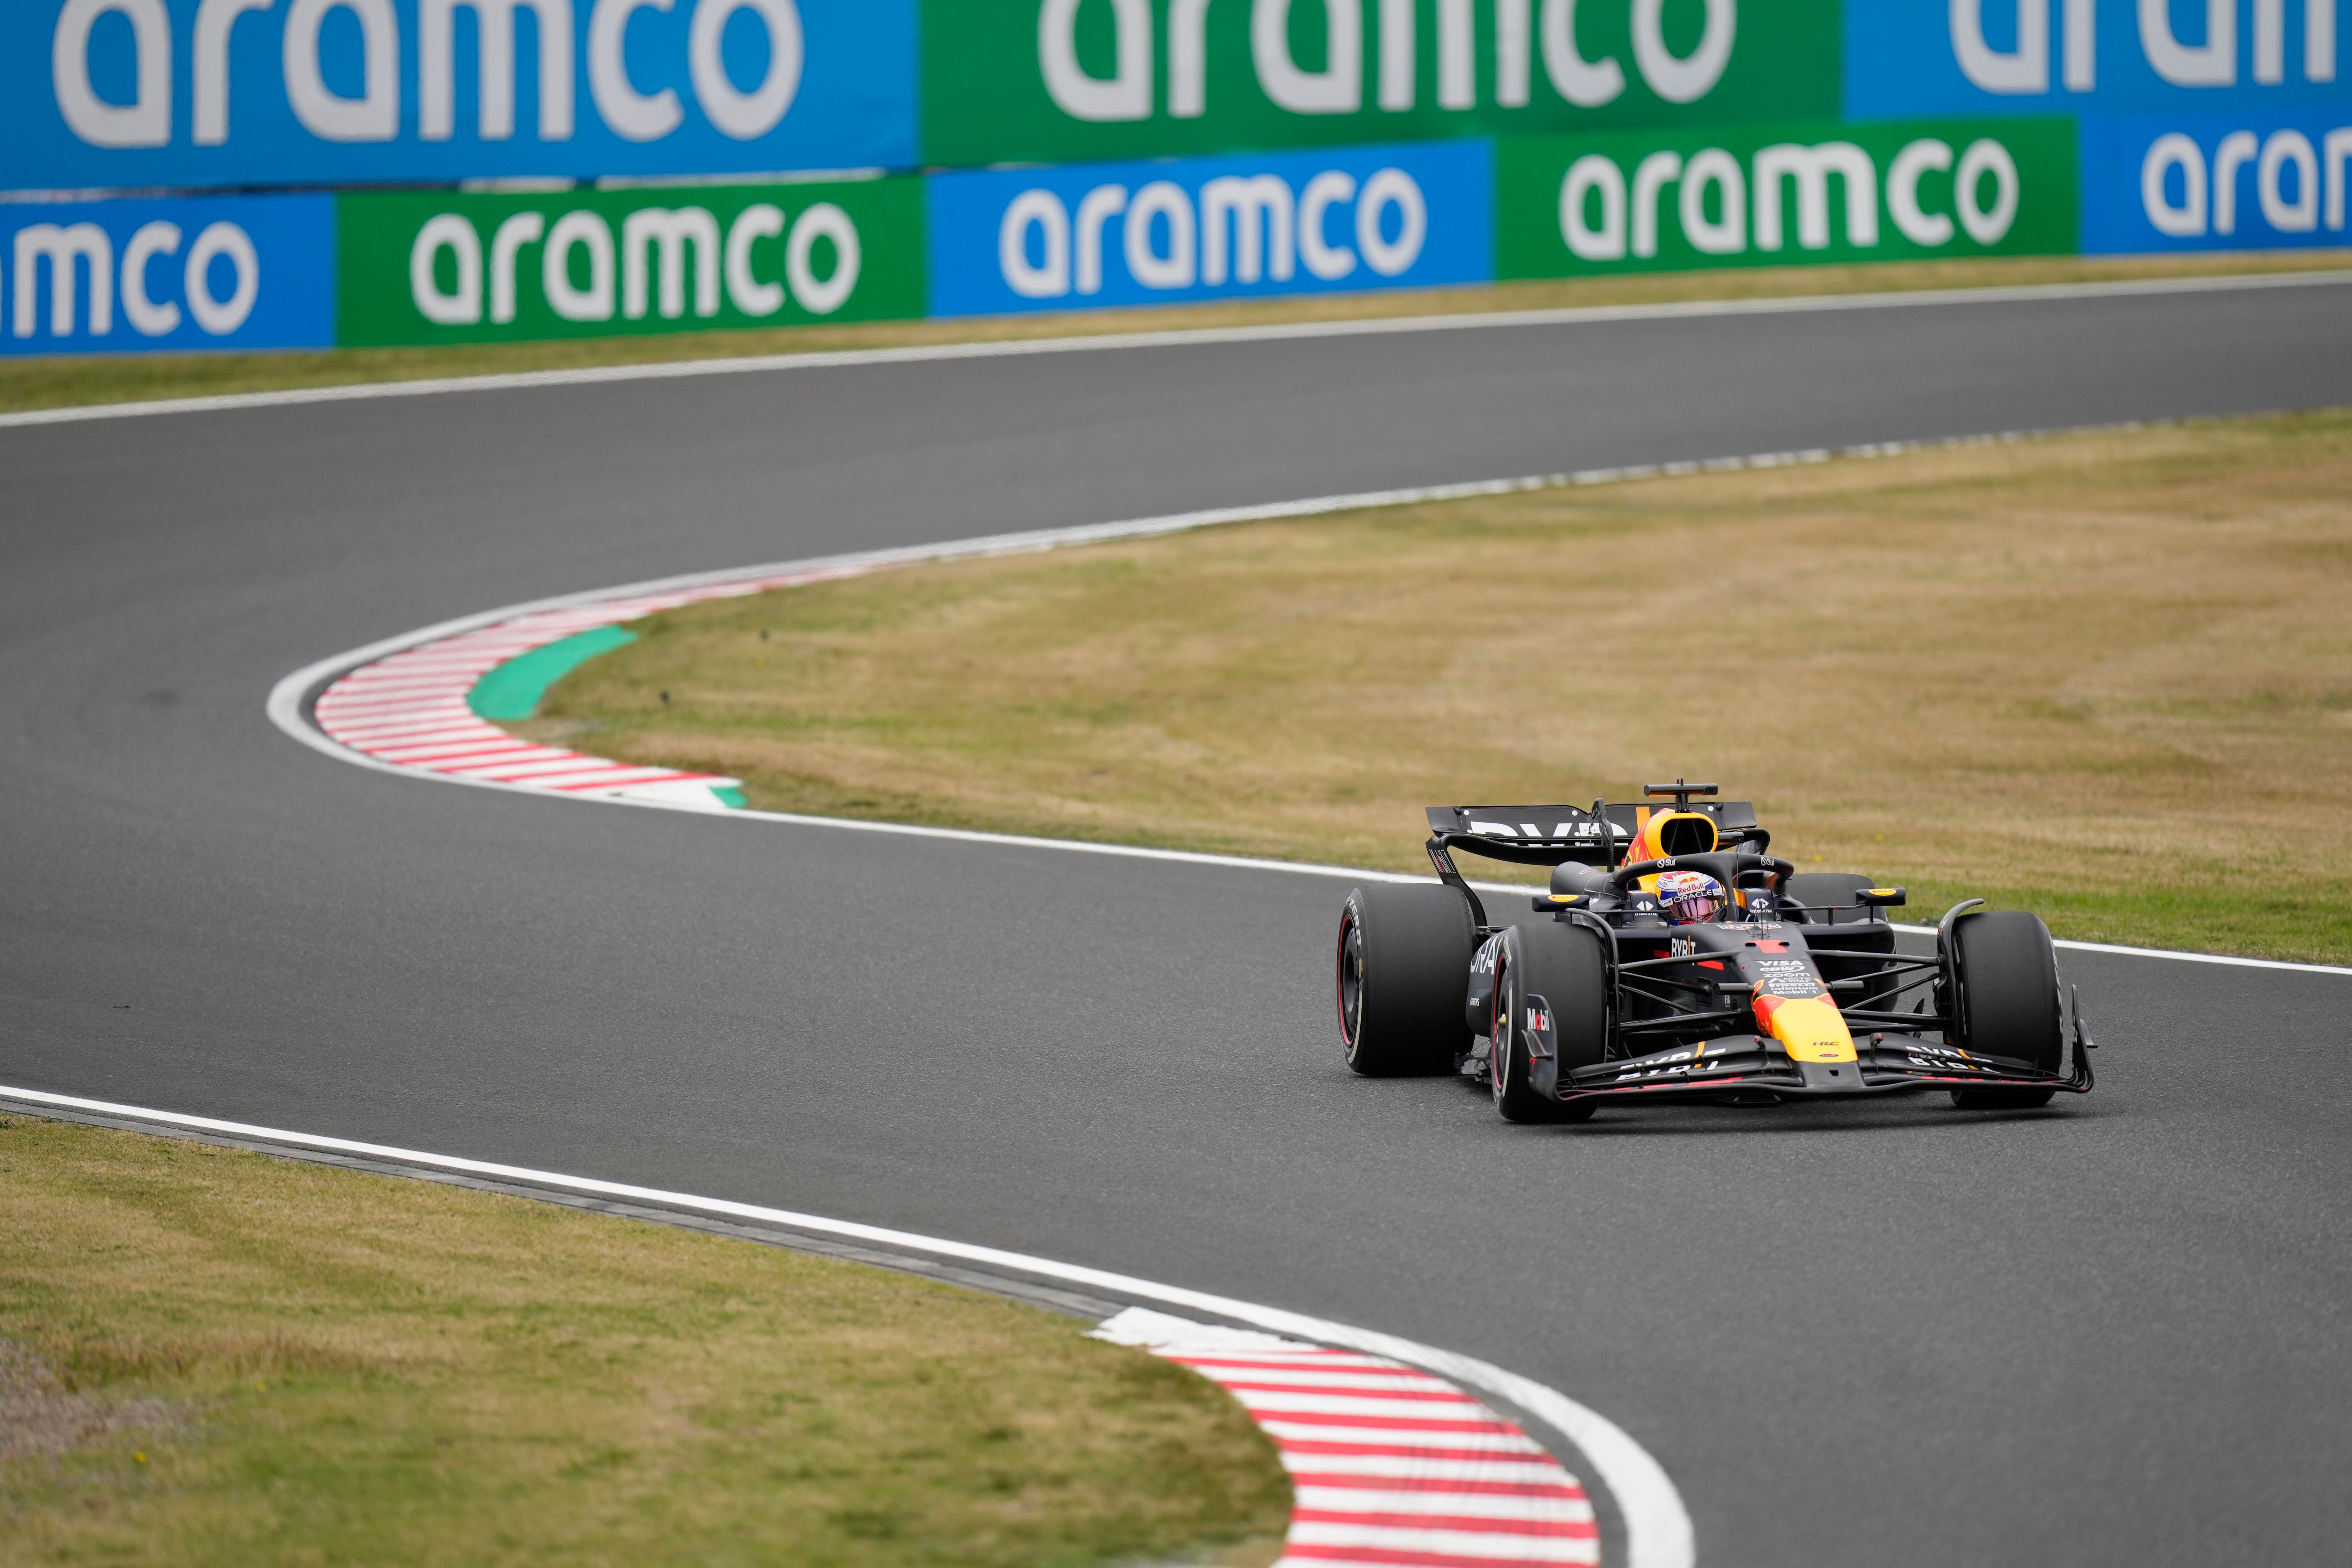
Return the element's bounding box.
[1337,884,1477,1076]
[1492,921,1608,1125]
[1947,910,2063,1110]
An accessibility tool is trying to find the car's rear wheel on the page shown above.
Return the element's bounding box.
[1492,920,1607,1124]
[1947,910,2063,1109]
[1337,883,1477,1076]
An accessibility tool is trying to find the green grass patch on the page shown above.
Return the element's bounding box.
[0,1118,1288,1568]
[533,410,2352,966]
[6,250,2345,417]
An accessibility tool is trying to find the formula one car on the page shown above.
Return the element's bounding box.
[1334,782,2094,1122]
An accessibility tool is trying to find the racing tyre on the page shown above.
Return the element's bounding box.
[1947,910,2063,1110]
[1492,921,1607,1124]
[1337,884,1477,1076]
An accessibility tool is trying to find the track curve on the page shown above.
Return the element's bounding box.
[6,279,2352,1568]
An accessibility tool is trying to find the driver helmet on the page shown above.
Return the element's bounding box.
[1656,870,1729,925]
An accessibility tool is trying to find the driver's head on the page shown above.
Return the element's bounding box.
[1657,870,1729,925]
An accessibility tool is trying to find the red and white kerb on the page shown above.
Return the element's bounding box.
[309,564,883,811]
[1097,1309,1600,1568]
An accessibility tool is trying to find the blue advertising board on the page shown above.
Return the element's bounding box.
[928,140,1494,318]
[1848,1,2351,119]
[1,191,333,354]
[2080,106,2352,248]
[2,0,913,191]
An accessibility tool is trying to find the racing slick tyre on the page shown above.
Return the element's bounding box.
[1492,921,1608,1124]
[1947,910,2063,1109]
[1337,884,1478,1076]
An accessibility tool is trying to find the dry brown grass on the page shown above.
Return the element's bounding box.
[4,249,2344,415]
[0,1117,1288,1568]
[538,411,2352,963]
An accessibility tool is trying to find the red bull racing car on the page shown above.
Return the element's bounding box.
[1334,782,2095,1123]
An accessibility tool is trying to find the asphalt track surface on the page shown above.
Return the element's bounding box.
[7,278,2352,1567]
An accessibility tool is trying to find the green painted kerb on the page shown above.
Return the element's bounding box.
[468,625,638,722]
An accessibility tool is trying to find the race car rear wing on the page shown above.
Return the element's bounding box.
[1424,799,1761,868]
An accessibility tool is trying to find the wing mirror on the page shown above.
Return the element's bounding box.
[1855,887,1908,908]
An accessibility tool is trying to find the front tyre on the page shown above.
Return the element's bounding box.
[1948,910,2063,1110]
[1492,921,1608,1124]
[1337,884,1477,1076]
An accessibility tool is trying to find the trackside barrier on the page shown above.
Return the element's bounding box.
[1496,116,2080,279]
[1847,0,2350,121]
[10,1,2352,358]
[10,1,2349,204]
[8,0,1877,188]
[18,121,2347,355]
[918,0,1843,166]
[2081,108,2352,251]
[1,192,333,356]
[3,0,916,191]
[928,139,1491,317]
[335,176,923,346]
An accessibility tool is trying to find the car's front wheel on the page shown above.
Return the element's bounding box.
[1947,909,2064,1109]
[1491,920,1607,1124]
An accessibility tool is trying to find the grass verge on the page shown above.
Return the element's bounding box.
[531,410,2352,965]
[0,1117,1289,1568]
[5,250,2347,417]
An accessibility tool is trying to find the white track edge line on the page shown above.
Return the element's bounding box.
[1890,923,2346,974]
[11,268,2349,431]
[266,438,2352,980]
[0,1082,1692,1568]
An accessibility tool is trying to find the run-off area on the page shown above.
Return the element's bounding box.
[0,1115,1300,1566]
[517,409,2352,967]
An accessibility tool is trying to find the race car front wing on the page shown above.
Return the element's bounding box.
[1553,1000,2095,1107]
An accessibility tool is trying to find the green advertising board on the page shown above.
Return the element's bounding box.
[922,0,1841,167]
[338,178,927,348]
[1496,116,2077,280]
